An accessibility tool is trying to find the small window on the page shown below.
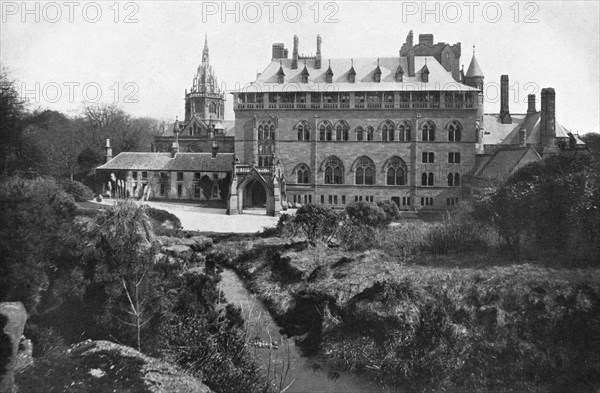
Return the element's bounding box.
[194,172,201,181]
[421,172,434,186]
[422,152,434,163]
[321,195,325,204]
[160,184,165,196]
[422,121,436,142]
[328,195,333,204]
[177,184,183,197]
[132,172,138,180]
[160,172,167,178]
[194,184,201,198]
[177,172,184,181]
[448,152,461,164]
[141,171,148,180]
[448,120,462,142]
[342,195,346,204]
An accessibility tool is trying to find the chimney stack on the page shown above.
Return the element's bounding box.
[500,75,512,124]
[171,141,179,158]
[407,30,415,77]
[315,35,322,69]
[211,141,219,158]
[105,139,112,162]
[540,88,557,151]
[292,35,298,69]
[527,94,536,114]
[271,43,287,60]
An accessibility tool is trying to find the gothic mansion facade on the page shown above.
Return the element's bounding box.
[228,32,484,215]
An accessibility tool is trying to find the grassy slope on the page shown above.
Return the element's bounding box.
[209,237,600,392]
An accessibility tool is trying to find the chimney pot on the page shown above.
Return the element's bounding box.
[171,141,179,158]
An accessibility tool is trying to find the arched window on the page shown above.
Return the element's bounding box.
[296,121,311,141]
[398,121,411,142]
[335,121,349,141]
[319,121,333,141]
[323,156,344,184]
[447,120,462,142]
[258,125,263,140]
[381,121,395,142]
[297,164,310,184]
[354,156,376,185]
[269,124,275,140]
[385,157,407,185]
[421,172,434,186]
[356,126,364,141]
[209,101,217,114]
[421,121,436,142]
[448,172,460,186]
[366,126,374,141]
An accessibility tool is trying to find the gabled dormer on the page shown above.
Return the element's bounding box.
[300,62,310,84]
[277,61,285,84]
[373,59,382,83]
[348,59,356,83]
[325,60,333,83]
[421,61,430,83]
[395,63,404,82]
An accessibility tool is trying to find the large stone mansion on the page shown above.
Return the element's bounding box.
[97,32,585,216]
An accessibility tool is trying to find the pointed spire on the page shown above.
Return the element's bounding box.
[326,59,333,75]
[277,60,285,76]
[202,33,209,64]
[301,61,310,76]
[465,45,484,78]
[349,59,356,75]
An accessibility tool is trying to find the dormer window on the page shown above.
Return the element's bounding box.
[301,63,309,84]
[348,59,356,83]
[421,62,430,83]
[396,64,404,82]
[325,60,333,83]
[374,59,381,83]
[277,61,285,84]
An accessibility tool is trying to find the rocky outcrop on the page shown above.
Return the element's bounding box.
[0,302,28,393]
[16,340,213,393]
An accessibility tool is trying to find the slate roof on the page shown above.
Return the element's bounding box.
[97,152,234,172]
[234,56,478,93]
[465,55,484,78]
[481,112,585,147]
[474,146,541,179]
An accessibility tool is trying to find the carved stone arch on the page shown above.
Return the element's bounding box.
[446,119,463,141]
[317,120,334,141]
[319,155,344,172]
[294,120,311,141]
[333,120,350,141]
[384,156,408,185]
[379,119,396,141]
[321,155,345,184]
[383,155,408,172]
[351,155,376,172]
[292,162,311,184]
[352,155,376,185]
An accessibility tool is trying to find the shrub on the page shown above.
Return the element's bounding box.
[345,201,389,227]
[145,206,182,236]
[338,223,378,251]
[377,200,401,222]
[293,204,341,242]
[59,180,94,202]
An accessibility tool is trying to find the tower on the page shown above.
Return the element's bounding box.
[184,34,225,123]
[465,45,485,123]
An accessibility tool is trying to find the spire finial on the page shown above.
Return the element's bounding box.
[473,44,475,55]
[202,34,209,64]
[424,58,427,64]
[351,58,354,66]
[328,59,331,67]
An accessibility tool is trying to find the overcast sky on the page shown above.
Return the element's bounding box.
[1,1,598,133]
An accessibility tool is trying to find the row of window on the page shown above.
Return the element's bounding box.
[295,119,462,142]
[238,91,477,104]
[422,152,461,164]
[421,172,461,187]
[289,195,456,208]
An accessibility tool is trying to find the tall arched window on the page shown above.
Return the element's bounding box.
[448,172,460,186]
[297,164,310,184]
[421,121,436,142]
[366,126,374,141]
[354,156,375,185]
[398,121,411,142]
[319,121,333,141]
[296,120,311,141]
[258,119,275,167]
[381,121,395,142]
[385,156,407,185]
[356,126,364,141]
[258,124,263,140]
[447,120,462,142]
[323,156,344,184]
[335,121,349,141]
[421,172,434,186]
[209,101,217,114]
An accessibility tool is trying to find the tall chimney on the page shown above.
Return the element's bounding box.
[315,35,322,69]
[418,34,434,46]
[105,139,112,162]
[407,30,415,77]
[292,35,298,69]
[500,75,512,124]
[527,94,536,114]
[171,141,179,158]
[540,88,556,152]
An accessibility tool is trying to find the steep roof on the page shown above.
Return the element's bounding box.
[97,152,234,172]
[482,112,585,146]
[234,56,478,93]
[465,54,484,78]
[474,146,541,179]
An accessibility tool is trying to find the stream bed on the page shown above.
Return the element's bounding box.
[219,268,398,393]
